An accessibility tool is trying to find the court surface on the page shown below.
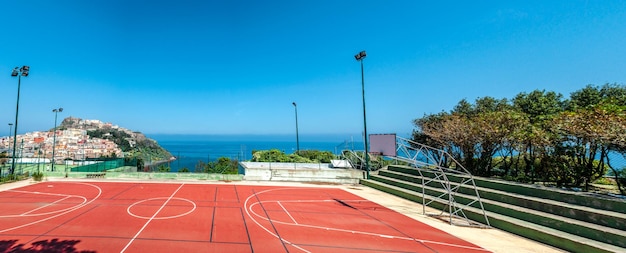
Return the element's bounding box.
[0,181,488,253]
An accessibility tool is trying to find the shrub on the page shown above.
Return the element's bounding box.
[32,171,44,181]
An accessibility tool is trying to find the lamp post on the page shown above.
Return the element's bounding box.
[8,123,13,158]
[354,50,370,179]
[51,107,63,172]
[292,102,300,154]
[10,66,29,178]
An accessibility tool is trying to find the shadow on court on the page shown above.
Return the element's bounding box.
[333,198,356,209]
[0,239,96,253]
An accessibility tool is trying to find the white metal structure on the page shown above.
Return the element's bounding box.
[380,135,491,228]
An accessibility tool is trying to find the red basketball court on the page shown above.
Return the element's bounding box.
[0,181,487,252]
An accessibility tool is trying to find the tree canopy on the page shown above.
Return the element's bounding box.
[412,83,626,194]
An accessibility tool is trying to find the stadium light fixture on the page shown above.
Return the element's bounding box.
[354,51,366,61]
[354,51,370,179]
[9,66,29,178]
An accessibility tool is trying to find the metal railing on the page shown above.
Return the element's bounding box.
[389,136,490,228]
[340,149,387,171]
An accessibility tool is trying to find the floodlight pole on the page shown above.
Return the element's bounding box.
[354,51,370,179]
[10,66,29,178]
[8,123,13,158]
[51,108,63,172]
[292,102,300,154]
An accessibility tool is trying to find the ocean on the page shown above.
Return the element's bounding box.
[148,134,365,172]
[149,134,626,174]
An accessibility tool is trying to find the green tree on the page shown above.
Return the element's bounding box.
[414,97,520,176]
[157,164,170,172]
[297,150,336,163]
[195,160,207,173]
[567,84,603,110]
[512,90,565,182]
[412,112,452,166]
[558,84,626,190]
[600,83,626,106]
[560,85,626,189]
[211,157,239,174]
[513,90,564,123]
[251,149,295,162]
[1,152,7,168]
[136,157,144,172]
[552,108,608,188]
[411,84,626,194]
[473,109,526,176]
[416,112,478,173]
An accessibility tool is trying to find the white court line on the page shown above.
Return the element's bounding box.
[244,188,312,253]
[245,188,489,252]
[0,182,102,234]
[22,196,71,216]
[250,201,487,251]
[126,197,196,220]
[277,201,298,224]
[249,200,488,251]
[120,183,185,253]
[9,189,82,198]
[0,190,88,218]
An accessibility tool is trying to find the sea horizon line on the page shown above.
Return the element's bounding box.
[146,133,369,142]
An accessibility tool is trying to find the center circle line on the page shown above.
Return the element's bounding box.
[127,197,197,220]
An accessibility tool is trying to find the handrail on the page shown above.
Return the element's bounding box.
[341,149,365,170]
[386,136,491,228]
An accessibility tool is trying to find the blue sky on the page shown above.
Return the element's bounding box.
[1,0,625,138]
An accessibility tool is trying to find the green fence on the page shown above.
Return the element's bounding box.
[71,159,125,172]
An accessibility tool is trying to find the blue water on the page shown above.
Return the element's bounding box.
[146,134,626,175]
[148,134,364,172]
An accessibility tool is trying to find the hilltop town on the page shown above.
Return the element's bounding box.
[0,117,170,165]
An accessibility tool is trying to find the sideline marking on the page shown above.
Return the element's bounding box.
[120,183,185,253]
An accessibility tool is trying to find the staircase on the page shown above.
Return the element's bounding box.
[361,165,626,253]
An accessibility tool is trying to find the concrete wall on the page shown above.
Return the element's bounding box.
[34,162,362,184]
[240,162,364,184]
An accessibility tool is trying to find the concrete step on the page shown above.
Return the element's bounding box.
[388,165,626,214]
[379,169,626,231]
[361,178,625,253]
[371,172,626,247]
